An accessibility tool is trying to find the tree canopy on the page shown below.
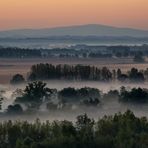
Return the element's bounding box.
[0,111,148,148]
[10,74,25,84]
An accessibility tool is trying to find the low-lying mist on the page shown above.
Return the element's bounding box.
[1,80,148,122]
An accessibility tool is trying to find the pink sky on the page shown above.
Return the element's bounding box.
[0,0,148,30]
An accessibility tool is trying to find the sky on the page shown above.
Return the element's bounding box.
[0,0,148,31]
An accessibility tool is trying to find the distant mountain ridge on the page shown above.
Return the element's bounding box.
[0,24,148,38]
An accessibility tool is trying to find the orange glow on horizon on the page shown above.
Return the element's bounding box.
[0,0,148,30]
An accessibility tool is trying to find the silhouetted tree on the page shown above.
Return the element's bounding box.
[10,74,25,84]
[129,68,145,82]
[6,104,23,114]
[15,81,53,109]
[119,87,148,102]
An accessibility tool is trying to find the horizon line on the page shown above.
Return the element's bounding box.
[0,23,148,32]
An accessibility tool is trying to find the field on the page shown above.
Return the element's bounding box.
[0,57,148,84]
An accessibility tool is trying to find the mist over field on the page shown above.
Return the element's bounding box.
[1,80,148,122]
[0,55,148,122]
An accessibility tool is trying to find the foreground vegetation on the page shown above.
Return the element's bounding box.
[0,111,148,148]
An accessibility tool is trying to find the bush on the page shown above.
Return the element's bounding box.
[119,87,148,102]
[10,74,25,84]
[6,104,23,114]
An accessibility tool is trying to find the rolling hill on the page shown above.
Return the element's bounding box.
[0,24,148,38]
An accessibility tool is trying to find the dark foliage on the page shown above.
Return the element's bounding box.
[117,68,145,83]
[119,87,148,102]
[28,63,112,81]
[12,81,148,112]
[0,47,41,58]
[83,98,100,106]
[103,90,119,99]
[89,53,112,58]
[15,81,53,109]
[0,111,148,148]
[0,97,3,110]
[27,63,148,83]
[129,68,145,82]
[10,74,25,84]
[6,104,23,114]
[58,87,101,104]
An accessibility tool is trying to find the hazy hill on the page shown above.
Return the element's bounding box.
[0,24,148,38]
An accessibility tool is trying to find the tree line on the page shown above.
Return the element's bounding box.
[1,81,148,114]
[0,110,148,148]
[0,45,147,61]
[28,64,112,81]
[0,47,41,58]
[24,63,148,82]
[0,45,147,58]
